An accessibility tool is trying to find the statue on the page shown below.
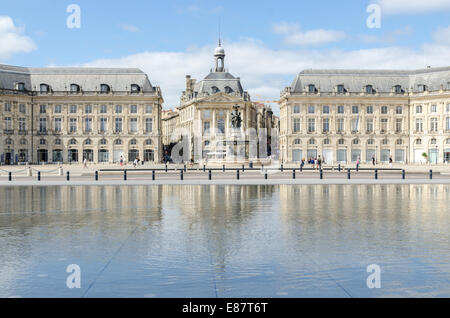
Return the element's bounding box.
[231,105,242,129]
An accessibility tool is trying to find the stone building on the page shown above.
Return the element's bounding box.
[173,42,274,163]
[0,65,163,164]
[280,67,450,164]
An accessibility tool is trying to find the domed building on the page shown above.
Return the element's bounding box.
[172,41,274,163]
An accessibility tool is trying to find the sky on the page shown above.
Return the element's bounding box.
[1,0,450,113]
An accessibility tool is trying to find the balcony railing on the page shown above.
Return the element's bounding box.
[4,130,14,135]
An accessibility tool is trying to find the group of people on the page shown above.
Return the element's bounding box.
[300,156,323,170]
[119,156,144,168]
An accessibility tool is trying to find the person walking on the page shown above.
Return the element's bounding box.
[389,156,393,168]
[300,159,305,170]
[120,156,124,167]
[372,155,376,166]
[356,156,360,170]
[318,156,322,170]
[83,158,87,169]
[133,158,138,168]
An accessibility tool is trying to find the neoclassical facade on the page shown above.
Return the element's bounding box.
[168,43,274,163]
[0,65,163,164]
[280,67,450,164]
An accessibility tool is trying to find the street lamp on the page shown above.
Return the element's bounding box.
[436,144,438,164]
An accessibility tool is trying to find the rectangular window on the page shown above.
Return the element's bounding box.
[99,118,107,132]
[85,105,92,114]
[307,118,315,132]
[416,105,422,114]
[396,106,403,114]
[293,105,300,114]
[293,118,301,133]
[70,105,77,114]
[395,118,402,132]
[130,105,138,114]
[308,105,315,114]
[416,119,423,132]
[337,106,344,114]
[146,105,153,114]
[69,118,77,133]
[40,105,46,114]
[19,104,26,113]
[366,106,373,114]
[115,118,123,132]
[366,119,373,132]
[337,118,344,132]
[352,106,359,114]
[203,121,210,134]
[19,118,26,131]
[130,118,138,132]
[115,105,123,114]
[431,104,437,113]
[430,118,438,131]
[446,117,450,131]
[54,105,62,113]
[380,118,388,132]
[145,118,153,133]
[85,117,92,132]
[351,118,359,132]
[100,105,107,114]
[217,119,225,134]
[323,106,330,114]
[447,104,450,113]
[322,118,329,132]
[381,106,388,114]
[337,149,347,162]
[337,85,344,94]
[54,118,62,132]
[4,103,12,112]
[39,118,47,132]
[4,117,12,130]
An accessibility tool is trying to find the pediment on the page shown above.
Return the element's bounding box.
[202,92,241,103]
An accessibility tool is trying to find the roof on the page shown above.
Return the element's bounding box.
[0,64,155,92]
[290,67,450,93]
[193,71,244,95]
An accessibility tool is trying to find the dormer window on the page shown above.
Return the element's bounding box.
[394,85,403,94]
[130,84,141,94]
[16,82,25,91]
[211,86,220,94]
[225,86,234,94]
[70,84,80,94]
[40,84,50,93]
[100,84,110,94]
[418,84,427,92]
[366,85,374,94]
[308,84,316,94]
[337,85,345,94]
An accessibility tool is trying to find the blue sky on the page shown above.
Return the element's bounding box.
[1,0,450,110]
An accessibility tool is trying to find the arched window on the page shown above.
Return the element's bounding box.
[84,139,92,145]
[130,139,137,145]
[367,139,374,145]
[114,139,122,145]
[416,138,422,145]
[5,138,13,145]
[294,139,301,145]
[382,138,389,145]
[396,139,403,145]
[352,139,359,145]
[308,84,316,94]
[16,82,25,91]
[70,84,80,93]
[430,138,437,145]
[323,139,330,145]
[225,86,234,94]
[338,138,345,145]
[100,139,108,145]
[40,84,50,93]
[366,85,374,94]
[308,138,316,145]
[39,139,46,145]
[100,84,110,94]
[211,86,220,94]
[69,139,77,145]
[446,138,450,145]
[130,84,141,93]
[394,85,403,94]
[20,138,27,145]
[55,139,61,145]
[145,139,152,145]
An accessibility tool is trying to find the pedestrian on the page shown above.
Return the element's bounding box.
[318,156,322,170]
[300,159,305,170]
[120,156,124,167]
[372,155,376,166]
[83,158,87,169]
[389,156,393,168]
[356,156,360,170]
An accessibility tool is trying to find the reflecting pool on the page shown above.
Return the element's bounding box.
[0,184,449,298]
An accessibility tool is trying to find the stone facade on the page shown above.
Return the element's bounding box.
[280,67,450,164]
[0,65,163,164]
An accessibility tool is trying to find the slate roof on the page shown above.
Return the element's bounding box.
[0,64,155,92]
[193,71,244,95]
[290,67,450,93]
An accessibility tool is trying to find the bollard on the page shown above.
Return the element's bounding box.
[184,164,187,172]
[265,171,268,180]
[203,165,206,172]
[320,169,323,180]
[223,165,225,173]
[242,165,245,172]
[152,170,155,181]
[38,171,41,181]
[300,165,303,172]
[430,169,433,180]
[95,171,98,181]
[293,169,296,179]
[375,169,378,180]
[9,172,12,181]
[249,161,253,169]
[180,169,184,181]
[347,169,351,180]
[236,169,240,180]
[402,169,405,180]
[209,170,212,180]
[281,164,284,172]
[338,164,341,172]
[165,164,168,173]
[67,171,70,181]
[356,164,359,172]
[124,170,127,181]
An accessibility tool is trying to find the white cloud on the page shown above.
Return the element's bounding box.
[64,26,450,115]
[0,16,36,61]
[432,25,450,45]
[273,22,347,46]
[359,26,414,44]
[377,0,450,14]
[120,24,141,32]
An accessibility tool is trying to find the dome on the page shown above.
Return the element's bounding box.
[214,46,225,56]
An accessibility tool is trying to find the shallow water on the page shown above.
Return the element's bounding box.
[0,184,449,298]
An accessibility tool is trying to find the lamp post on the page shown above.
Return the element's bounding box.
[436,144,438,165]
